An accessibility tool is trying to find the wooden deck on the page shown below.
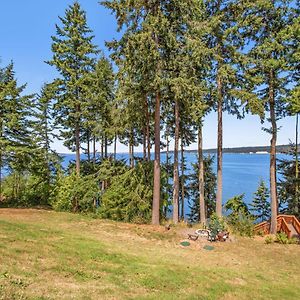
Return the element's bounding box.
[254,215,300,239]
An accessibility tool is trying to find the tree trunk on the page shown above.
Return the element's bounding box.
[152,91,161,225]
[180,138,185,220]
[87,131,90,162]
[129,142,132,167]
[144,94,150,161]
[173,99,180,224]
[131,143,134,168]
[165,132,170,218]
[75,122,80,176]
[145,95,151,161]
[216,71,223,217]
[93,136,96,164]
[114,133,117,161]
[101,137,104,160]
[198,124,206,224]
[104,134,108,158]
[143,125,147,161]
[269,70,278,234]
[296,113,299,214]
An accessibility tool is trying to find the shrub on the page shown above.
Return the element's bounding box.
[51,173,100,212]
[227,213,255,237]
[275,232,289,244]
[208,213,227,238]
[225,194,255,237]
[1,172,53,207]
[265,236,274,244]
[275,232,299,244]
[98,162,154,223]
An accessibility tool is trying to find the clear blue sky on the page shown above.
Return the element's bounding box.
[0,0,296,153]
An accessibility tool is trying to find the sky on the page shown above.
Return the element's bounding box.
[0,0,297,153]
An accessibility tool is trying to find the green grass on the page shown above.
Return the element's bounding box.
[0,209,299,299]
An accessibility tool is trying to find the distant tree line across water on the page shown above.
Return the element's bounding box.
[0,1,299,232]
[170,144,300,154]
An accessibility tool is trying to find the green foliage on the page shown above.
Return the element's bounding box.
[208,213,227,238]
[51,172,100,213]
[229,214,255,237]
[47,2,98,174]
[277,143,300,218]
[188,155,217,223]
[1,172,54,207]
[225,194,255,237]
[0,63,34,180]
[275,232,299,245]
[250,180,271,222]
[265,236,274,244]
[225,194,249,218]
[98,162,155,223]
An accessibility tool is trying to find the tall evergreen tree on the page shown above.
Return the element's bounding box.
[0,62,33,199]
[47,2,98,176]
[29,83,61,203]
[250,180,270,222]
[278,144,300,218]
[82,56,115,161]
[241,0,294,233]
[204,0,265,217]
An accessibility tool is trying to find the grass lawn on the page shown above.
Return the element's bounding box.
[0,209,299,300]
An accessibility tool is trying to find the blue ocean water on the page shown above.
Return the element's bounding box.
[62,152,288,207]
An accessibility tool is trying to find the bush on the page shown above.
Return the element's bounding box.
[275,232,299,245]
[265,236,274,244]
[208,213,227,238]
[98,162,154,223]
[51,173,100,212]
[227,213,255,237]
[1,172,52,207]
[225,194,255,237]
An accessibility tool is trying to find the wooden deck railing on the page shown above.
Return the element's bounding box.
[254,215,300,238]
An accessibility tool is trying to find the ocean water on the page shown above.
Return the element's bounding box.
[62,152,288,209]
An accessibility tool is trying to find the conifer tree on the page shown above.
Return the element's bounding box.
[0,62,33,198]
[30,83,61,203]
[204,0,265,217]
[241,0,294,233]
[278,144,300,218]
[82,56,115,161]
[102,0,166,224]
[250,180,270,222]
[47,2,98,176]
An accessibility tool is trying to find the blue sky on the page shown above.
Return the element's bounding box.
[0,0,296,153]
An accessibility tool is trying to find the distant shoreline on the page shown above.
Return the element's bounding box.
[162,144,299,155]
[60,144,298,156]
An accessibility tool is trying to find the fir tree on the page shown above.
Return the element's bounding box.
[47,2,98,176]
[30,83,61,204]
[0,62,33,199]
[240,0,294,233]
[278,144,300,218]
[250,180,270,222]
[82,56,115,161]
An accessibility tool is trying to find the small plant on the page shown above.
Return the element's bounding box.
[275,232,299,244]
[265,236,274,244]
[289,238,299,245]
[208,213,227,240]
[276,232,289,244]
[225,194,255,237]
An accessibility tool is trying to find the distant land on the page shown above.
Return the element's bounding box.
[164,144,299,154]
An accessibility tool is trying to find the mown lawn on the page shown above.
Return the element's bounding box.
[0,209,299,300]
